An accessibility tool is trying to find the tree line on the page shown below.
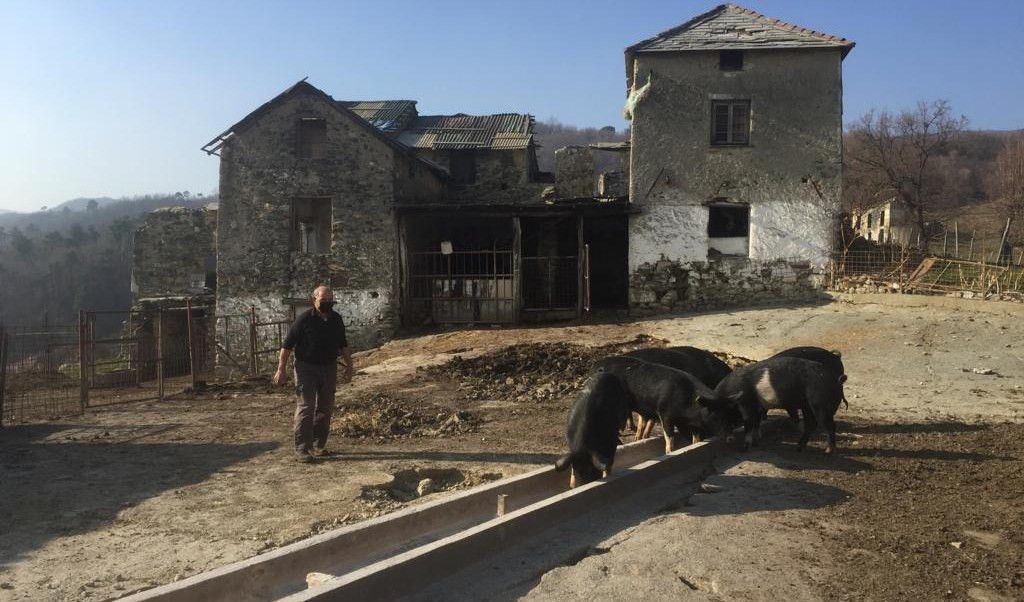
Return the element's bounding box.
[844,99,1024,245]
[0,192,211,328]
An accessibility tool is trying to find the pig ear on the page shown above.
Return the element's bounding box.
[830,349,842,357]
[555,453,573,472]
[590,451,611,474]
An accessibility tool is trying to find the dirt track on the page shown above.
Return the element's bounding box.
[1,293,1023,601]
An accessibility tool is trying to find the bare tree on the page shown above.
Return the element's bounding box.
[846,100,968,238]
[993,134,1024,228]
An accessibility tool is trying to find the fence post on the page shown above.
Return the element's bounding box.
[998,217,1013,266]
[249,306,258,375]
[186,301,198,392]
[0,326,8,427]
[156,309,164,401]
[78,310,88,411]
[954,222,959,258]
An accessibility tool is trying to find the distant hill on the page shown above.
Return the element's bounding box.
[52,197,118,212]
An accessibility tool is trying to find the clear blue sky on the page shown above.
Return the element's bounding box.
[1,0,1022,213]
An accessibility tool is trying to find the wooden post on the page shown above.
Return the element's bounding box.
[496,494,508,517]
[88,314,96,386]
[78,310,88,411]
[998,217,1012,266]
[512,217,522,325]
[186,301,198,392]
[954,222,959,258]
[249,306,258,375]
[156,309,164,400]
[942,230,948,257]
[0,326,8,427]
[968,232,975,261]
[576,215,584,319]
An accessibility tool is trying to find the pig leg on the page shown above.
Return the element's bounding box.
[660,417,674,454]
[641,418,655,439]
[633,414,646,441]
[569,469,577,489]
[797,406,817,452]
[821,411,837,455]
[690,428,702,445]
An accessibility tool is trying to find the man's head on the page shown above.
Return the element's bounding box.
[312,285,335,314]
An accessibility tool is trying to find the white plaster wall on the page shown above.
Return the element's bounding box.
[749,198,833,267]
[629,204,708,271]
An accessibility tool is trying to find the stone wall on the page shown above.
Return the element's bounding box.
[555,146,594,199]
[132,206,216,301]
[216,86,441,353]
[415,148,546,205]
[628,48,844,267]
[629,256,824,316]
[625,47,845,312]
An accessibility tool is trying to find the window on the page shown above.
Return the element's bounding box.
[290,198,332,254]
[867,213,873,228]
[450,150,477,185]
[879,211,885,227]
[707,204,750,257]
[297,118,327,159]
[719,50,743,71]
[711,101,750,145]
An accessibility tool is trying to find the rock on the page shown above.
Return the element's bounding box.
[416,478,437,497]
[306,572,335,588]
[950,541,964,549]
[972,368,996,375]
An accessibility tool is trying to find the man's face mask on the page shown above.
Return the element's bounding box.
[318,300,335,312]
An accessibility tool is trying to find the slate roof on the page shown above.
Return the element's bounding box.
[629,4,854,55]
[396,113,535,150]
[626,4,854,88]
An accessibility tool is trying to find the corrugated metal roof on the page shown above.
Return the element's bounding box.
[336,100,418,136]
[628,3,854,56]
[397,113,535,150]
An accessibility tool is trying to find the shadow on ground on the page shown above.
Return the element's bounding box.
[0,422,276,567]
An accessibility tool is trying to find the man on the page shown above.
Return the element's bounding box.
[273,285,353,463]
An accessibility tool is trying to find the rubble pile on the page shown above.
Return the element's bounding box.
[333,392,478,440]
[422,334,667,403]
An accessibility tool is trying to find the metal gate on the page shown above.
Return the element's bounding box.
[0,323,82,424]
[408,249,515,323]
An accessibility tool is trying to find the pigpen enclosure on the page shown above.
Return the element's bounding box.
[0,305,281,426]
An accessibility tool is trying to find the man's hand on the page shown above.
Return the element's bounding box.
[273,368,287,386]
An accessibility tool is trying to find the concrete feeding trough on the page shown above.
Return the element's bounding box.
[123,435,728,602]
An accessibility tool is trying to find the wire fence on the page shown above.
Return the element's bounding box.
[0,304,289,426]
[830,239,1024,299]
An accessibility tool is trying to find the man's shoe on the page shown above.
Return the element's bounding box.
[295,451,316,463]
[312,448,336,458]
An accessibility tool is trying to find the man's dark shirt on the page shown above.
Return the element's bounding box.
[282,309,348,365]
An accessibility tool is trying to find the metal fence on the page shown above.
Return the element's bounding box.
[408,250,516,323]
[0,323,82,424]
[522,255,579,311]
[0,304,274,426]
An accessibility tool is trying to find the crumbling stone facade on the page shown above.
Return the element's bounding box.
[213,83,446,355]
[629,256,823,316]
[131,205,216,301]
[623,4,853,315]
[554,146,594,199]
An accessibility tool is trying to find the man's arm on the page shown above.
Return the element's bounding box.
[339,347,353,383]
[273,348,291,386]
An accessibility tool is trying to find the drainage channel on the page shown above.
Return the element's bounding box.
[124,436,728,602]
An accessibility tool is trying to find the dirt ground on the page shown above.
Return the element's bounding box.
[1,293,1023,601]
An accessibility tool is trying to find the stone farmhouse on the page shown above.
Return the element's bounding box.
[132,3,854,359]
[851,198,917,246]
